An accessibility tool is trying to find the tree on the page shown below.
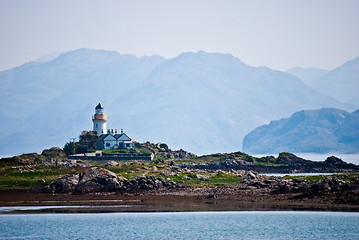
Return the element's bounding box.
[75,145,88,154]
[63,142,76,156]
[79,131,98,150]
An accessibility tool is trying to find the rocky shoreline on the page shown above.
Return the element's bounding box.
[1,148,358,213]
[42,167,359,200]
[1,167,357,213]
[1,181,358,213]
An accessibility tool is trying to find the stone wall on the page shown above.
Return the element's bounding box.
[68,153,154,161]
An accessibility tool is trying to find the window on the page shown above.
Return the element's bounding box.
[106,143,111,147]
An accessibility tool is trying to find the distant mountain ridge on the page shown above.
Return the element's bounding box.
[286,67,329,85]
[243,108,359,154]
[0,49,353,156]
[310,56,359,105]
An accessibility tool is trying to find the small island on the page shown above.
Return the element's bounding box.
[1,142,358,213]
[0,104,358,213]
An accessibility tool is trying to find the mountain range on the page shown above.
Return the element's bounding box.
[0,49,356,156]
[310,56,359,106]
[287,56,359,107]
[243,108,359,154]
[286,67,329,85]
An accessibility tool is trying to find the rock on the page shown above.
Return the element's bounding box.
[37,179,45,183]
[43,167,180,193]
[75,167,122,193]
[44,159,90,168]
[41,147,65,158]
[103,160,119,167]
[198,175,210,181]
[187,174,198,179]
[43,174,80,193]
[75,181,104,193]
[246,171,258,180]
[156,142,169,151]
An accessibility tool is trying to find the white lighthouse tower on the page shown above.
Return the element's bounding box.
[92,103,107,136]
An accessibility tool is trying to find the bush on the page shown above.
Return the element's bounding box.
[75,145,88,154]
[63,142,75,156]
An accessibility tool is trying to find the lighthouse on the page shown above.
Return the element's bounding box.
[92,103,107,136]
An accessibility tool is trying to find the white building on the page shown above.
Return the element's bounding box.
[96,129,134,150]
[92,103,134,150]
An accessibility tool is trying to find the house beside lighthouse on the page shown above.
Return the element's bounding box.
[92,103,134,150]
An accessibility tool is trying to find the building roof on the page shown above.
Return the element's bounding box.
[97,134,109,141]
[103,134,116,141]
[98,131,132,143]
[114,133,131,141]
[95,103,104,109]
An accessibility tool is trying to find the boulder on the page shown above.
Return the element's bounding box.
[41,147,65,158]
[103,160,119,167]
[75,167,123,193]
[43,174,80,193]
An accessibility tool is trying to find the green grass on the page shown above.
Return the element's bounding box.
[342,173,358,181]
[138,148,152,155]
[162,173,243,187]
[253,161,283,166]
[106,164,141,174]
[0,176,58,189]
[0,165,82,190]
[283,175,326,181]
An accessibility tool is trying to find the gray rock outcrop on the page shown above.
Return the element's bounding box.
[43,167,179,193]
[238,174,359,198]
[43,174,80,193]
[179,153,359,173]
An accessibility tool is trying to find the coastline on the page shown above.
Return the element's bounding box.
[1,148,358,214]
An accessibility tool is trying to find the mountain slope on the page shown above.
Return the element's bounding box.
[286,67,329,85]
[107,51,347,154]
[0,49,350,156]
[242,108,359,154]
[310,56,359,105]
[0,49,166,155]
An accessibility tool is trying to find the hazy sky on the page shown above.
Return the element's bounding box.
[1,0,358,71]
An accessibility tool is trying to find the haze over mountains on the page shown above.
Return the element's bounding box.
[286,67,329,85]
[243,108,359,154]
[0,49,357,156]
[288,56,359,107]
[310,56,359,106]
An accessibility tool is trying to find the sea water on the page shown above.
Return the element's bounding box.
[0,211,358,239]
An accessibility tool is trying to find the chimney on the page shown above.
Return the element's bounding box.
[115,129,117,134]
[107,129,110,134]
[121,128,123,134]
[111,129,114,134]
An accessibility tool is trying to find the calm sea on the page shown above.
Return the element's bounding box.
[0,211,358,239]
